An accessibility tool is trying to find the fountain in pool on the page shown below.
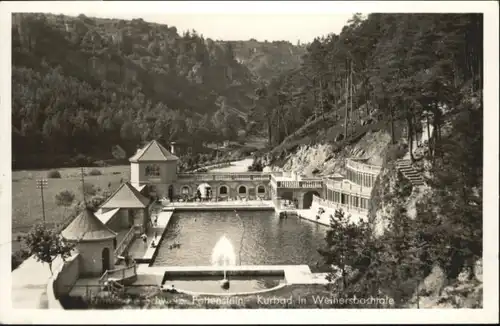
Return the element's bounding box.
[211,235,236,289]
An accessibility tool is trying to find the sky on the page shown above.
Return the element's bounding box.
[67,12,354,44]
[33,1,359,44]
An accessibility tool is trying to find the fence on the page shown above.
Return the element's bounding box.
[114,226,135,257]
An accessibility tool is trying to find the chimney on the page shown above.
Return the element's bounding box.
[170,142,176,154]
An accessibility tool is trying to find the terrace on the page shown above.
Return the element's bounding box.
[177,172,271,182]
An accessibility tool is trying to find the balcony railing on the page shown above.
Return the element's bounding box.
[346,158,382,175]
[312,195,368,214]
[325,179,372,197]
[177,172,271,182]
[114,226,135,257]
[270,174,324,189]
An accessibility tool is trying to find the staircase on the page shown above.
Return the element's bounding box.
[396,159,425,186]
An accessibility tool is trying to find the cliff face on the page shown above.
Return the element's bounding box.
[264,129,391,177]
[405,260,483,308]
[222,39,307,83]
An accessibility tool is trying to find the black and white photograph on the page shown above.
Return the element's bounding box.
[0,1,498,324]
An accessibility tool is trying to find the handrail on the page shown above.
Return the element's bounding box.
[114,226,135,257]
[98,270,109,286]
[99,263,137,286]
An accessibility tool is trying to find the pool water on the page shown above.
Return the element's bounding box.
[162,275,285,294]
[153,210,330,272]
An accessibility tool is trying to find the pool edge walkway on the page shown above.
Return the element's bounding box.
[139,210,174,264]
[136,264,330,285]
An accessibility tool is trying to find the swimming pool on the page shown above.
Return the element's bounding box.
[152,210,330,272]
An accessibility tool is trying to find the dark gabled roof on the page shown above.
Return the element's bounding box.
[100,182,150,209]
[129,140,179,162]
[61,208,116,242]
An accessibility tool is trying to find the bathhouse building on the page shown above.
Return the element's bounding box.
[129,139,179,200]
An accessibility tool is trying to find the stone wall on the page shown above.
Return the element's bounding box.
[47,254,81,309]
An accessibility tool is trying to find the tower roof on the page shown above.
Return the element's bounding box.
[100,182,150,209]
[129,139,179,162]
[61,208,117,242]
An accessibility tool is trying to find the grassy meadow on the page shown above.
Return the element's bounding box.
[11,165,130,253]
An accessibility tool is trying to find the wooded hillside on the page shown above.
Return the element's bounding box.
[11,13,305,169]
[253,13,482,162]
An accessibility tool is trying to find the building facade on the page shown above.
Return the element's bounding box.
[127,140,381,212]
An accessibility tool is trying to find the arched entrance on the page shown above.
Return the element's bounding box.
[101,247,110,274]
[181,186,190,196]
[303,191,320,209]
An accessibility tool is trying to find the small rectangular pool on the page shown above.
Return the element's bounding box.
[152,210,330,272]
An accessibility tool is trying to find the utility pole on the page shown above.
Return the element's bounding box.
[80,167,87,205]
[36,179,48,225]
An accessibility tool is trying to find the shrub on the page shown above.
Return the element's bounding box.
[55,190,76,208]
[80,182,97,197]
[88,195,105,211]
[247,160,263,172]
[71,154,92,166]
[89,169,102,176]
[23,223,74,274]
[47,170,61,178]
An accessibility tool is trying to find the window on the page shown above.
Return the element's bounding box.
[257,185,266,194]
[333,191,340,203]
[238,186,247,194]
[181,186,190,195]
[219,186,228,195]
[361,198,368,209]
[145,164,160,177]
[353,196,359,207]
